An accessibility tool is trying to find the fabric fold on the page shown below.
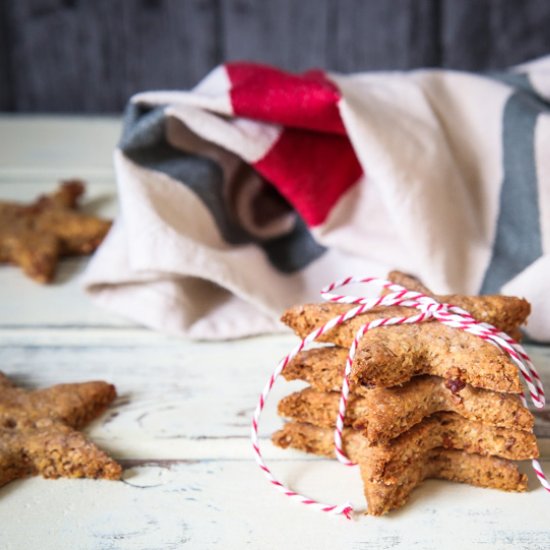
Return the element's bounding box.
[83,57,550,341]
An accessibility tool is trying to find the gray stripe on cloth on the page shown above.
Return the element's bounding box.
[480,73,549,294]
[119,103,326,273]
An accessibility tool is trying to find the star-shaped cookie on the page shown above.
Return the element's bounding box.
[0,371,121,488]
[0,180,112,283]
[282,272,530,391]
[278,378,534,443]
[273,421,528,515]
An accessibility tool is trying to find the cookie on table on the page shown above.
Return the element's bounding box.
[273,414,538,476]
[0,372,121,488]
[283,343,525,395]
[273,421,530,515]
[0,180,112,283]
[281,272,530,393]
[360,449,527,516]
[277,378,534,443]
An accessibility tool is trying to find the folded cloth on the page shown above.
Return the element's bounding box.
[83,57,550,341]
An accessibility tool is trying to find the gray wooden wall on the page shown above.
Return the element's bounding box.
[2,0,550,113]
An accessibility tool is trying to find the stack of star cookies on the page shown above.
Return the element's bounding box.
[272,271,539,515]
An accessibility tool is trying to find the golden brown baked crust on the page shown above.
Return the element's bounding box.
[273,421,528,515]
[281,271,530,392]
[278,378,533,442]
[281,295,528,347]
[273,414,537,473]
[282,319,525,393]
[360,450,527,516]
[275,272,533,514]
[285,270,528,337]
[0,180,112,283]
[350,322,525,393]
[0,371,121,488]
[284,344,524,395]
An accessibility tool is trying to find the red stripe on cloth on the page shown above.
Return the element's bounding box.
[226,62,346,134]
[226,62,363,227]
[254,128,362,227]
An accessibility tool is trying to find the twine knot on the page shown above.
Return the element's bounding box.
[416,298,448,317]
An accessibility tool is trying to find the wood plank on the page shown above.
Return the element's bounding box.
[328,0,440,72]
[0,116,120,179]
[0,458,549,549]
[221,0,331,72]
[0,257,131,329]
[1,327,549,546]
[222,0,441,74]
[0,332,300,458]
[6,0,220,113]
[441,0,550,70]
[0,1,13,110]
[6,0,550,114]
[1,115,550,547]
[1,331,549,459]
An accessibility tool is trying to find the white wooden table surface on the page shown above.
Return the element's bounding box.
[0,116,549,550]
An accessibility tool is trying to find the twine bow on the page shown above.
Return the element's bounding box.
[251,276,549,519]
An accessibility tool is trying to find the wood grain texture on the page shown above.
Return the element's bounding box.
[5,0,220,112]
[327,0,440,72]
[0,308,549,548]
[1,117,550,548]
[222,0,440,73]
[221,0,331,72]
[0,328,549,548]
[3,0,550,112]
[0,0,14,111]
[441,0,550,70]
[1,328,549,459]
[1,460,550,549]
[0,330,300,457]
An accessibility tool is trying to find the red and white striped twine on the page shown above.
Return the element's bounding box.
[251,276,549,519]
